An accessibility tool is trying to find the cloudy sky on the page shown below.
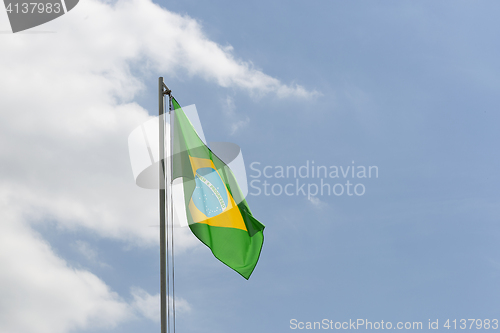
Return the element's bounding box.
[1,1,500,332]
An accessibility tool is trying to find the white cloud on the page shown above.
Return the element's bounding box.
[229,117,251,135]
[308,196,327,209]
[131,287,191,322]
[46,0,316,98]
[0,0,315,331]
[0,208,132,333]
[75,240,98,262]
[222,95,250,135]
[74,240,112,268]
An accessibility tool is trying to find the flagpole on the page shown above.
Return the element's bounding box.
[159,77,174,333]
[159,77,167,333]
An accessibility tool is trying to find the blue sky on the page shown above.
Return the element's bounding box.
[0,1,499,332]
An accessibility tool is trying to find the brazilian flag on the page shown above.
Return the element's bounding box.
[172,98,264,279]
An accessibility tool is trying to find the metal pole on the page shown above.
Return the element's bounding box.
[159,77,167,333]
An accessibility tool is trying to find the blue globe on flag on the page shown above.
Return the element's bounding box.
[191,167,229,218]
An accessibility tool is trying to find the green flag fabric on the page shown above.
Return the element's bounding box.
[171,98,264,279]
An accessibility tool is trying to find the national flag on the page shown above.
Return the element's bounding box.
[171,98,264,279]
